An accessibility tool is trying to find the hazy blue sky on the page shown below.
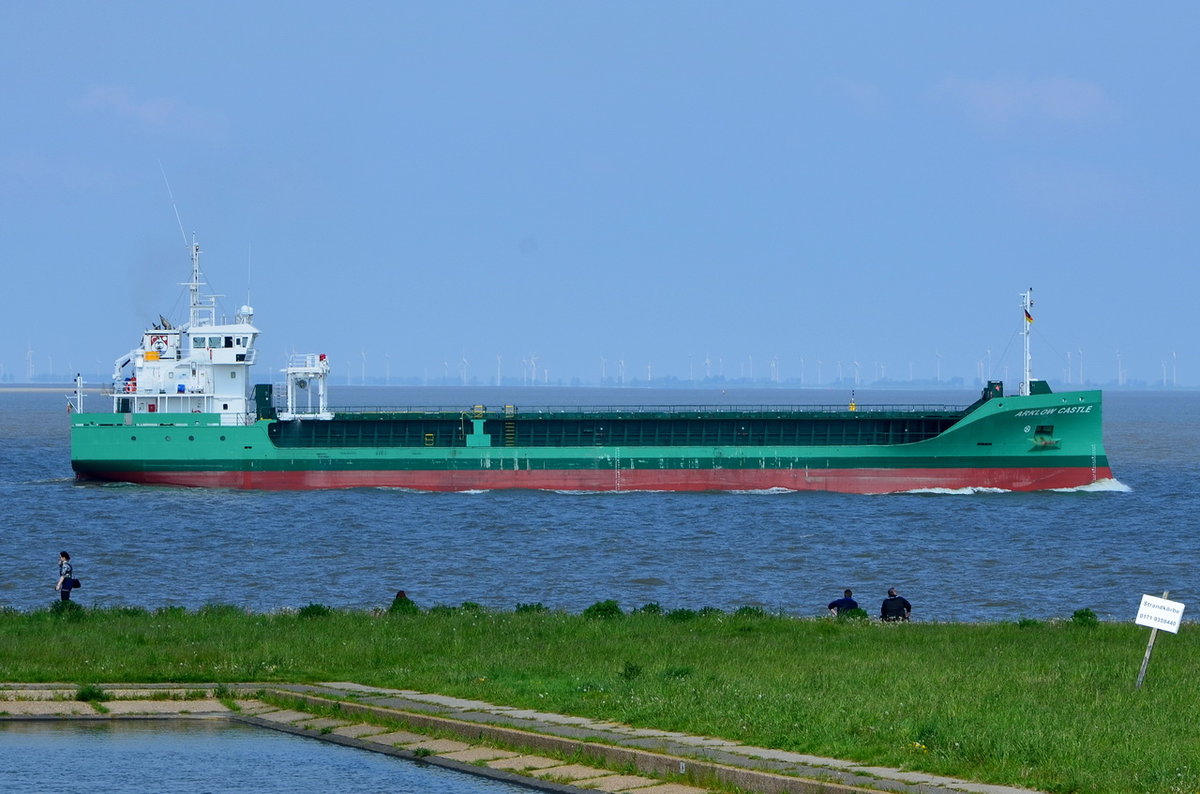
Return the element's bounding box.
[2,3,1196,387]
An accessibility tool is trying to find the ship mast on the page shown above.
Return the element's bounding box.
[183,234,217,328]
[1020,287,1034,396]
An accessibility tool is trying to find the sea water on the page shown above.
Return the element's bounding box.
[1,385,1196,623]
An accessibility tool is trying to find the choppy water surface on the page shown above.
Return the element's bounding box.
[0,721,528,793]
[2,386,1196,622]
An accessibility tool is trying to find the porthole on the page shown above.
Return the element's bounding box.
[130,436,137,441]
[220,435,226,441]
[188,435,195,441]
[164,435,172,441]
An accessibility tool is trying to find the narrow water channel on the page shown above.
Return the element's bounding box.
[0,721,535,793]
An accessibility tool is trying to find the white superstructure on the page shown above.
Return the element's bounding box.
[104,238,261,423]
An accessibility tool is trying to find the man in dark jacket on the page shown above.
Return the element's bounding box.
[827,589,859,616]
[881,587,912,621]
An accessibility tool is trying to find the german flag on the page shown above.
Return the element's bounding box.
[1024,309,1034,324]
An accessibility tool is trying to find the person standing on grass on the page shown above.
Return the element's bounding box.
[880,587,911,621]
[55,551,74,601]
[827,589,858,616]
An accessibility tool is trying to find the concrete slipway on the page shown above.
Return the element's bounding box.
[0,683,1041,794]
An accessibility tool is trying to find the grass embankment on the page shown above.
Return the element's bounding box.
[1,601,1195,794]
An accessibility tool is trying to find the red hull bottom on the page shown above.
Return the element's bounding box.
[78,466,1116,493]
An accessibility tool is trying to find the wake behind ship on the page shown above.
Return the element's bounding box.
[69,243,1113,493]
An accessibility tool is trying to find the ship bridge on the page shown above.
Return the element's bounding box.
[101,239,261,424]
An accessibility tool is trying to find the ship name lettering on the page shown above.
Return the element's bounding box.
[1013,406,1092,418]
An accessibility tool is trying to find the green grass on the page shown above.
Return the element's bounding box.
[1,603,1195,794]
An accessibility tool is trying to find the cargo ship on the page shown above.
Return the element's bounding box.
[69,241,1113,492]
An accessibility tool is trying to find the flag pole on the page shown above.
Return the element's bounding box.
[1020,288,1034,396]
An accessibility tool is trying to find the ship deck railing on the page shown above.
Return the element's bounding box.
[292,403,970,419]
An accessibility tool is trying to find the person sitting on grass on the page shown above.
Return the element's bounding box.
[880,587,912,621]
[827,589,858,616]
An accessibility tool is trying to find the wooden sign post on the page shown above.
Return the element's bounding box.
[1134,591,1185,689]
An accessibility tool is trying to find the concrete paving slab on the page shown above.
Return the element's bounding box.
[488,755,569,771]
[615,728,690,738]
[623,785,709,794]
[848,768,1040,794]
[320,682,409,695]
[358,696,454,713]
[105,689,196,699]
[103,699,227,715]
[406,738,472,753]
[730,747,857,767]
[573,773,663,791]
[393,693,500,711]
[0,690,74,701]
[0,701,96,715]
[537,713,603,726]
[252,709,316,723]
[534,764,613,781]
[361,730,428,746]
[662,735,737,747]
[233,700,277,714]
[439,747,521,763]
[295,717,348,730]
[331,723,390,738]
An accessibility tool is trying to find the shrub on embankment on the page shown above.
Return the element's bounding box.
[0,601,1195,794]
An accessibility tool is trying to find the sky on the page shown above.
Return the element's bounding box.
[2,2,1197,388]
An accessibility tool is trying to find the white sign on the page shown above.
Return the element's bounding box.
[1135,594,1185,634]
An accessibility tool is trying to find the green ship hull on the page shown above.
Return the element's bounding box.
[71,386,1112,493]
